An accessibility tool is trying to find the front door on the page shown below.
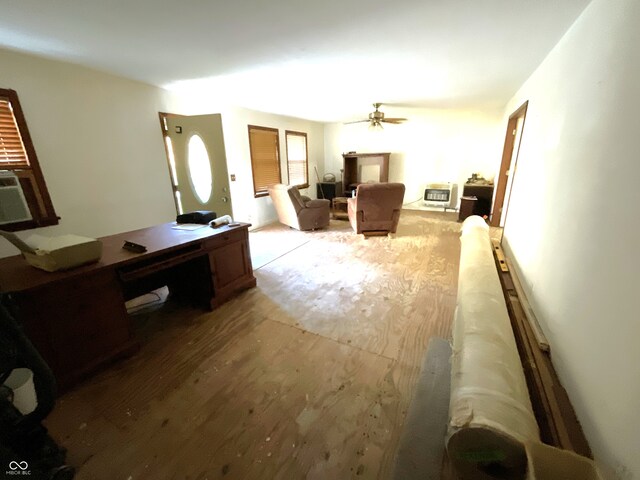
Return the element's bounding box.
[160,113,233,218]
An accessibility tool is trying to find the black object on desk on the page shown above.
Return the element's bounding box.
[122,241,147,253]
[177,210,217,224]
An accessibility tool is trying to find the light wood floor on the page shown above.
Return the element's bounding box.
[45,210,463,479]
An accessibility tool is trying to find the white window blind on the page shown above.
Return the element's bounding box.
[285,131,308,188]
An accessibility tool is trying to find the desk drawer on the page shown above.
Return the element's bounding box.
[203,228,245,250]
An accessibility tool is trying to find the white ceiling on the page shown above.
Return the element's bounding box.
[0,0,590,122]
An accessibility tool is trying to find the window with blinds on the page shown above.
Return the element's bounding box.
[285,130,308,189]
[248,125,281,197]
[0,88,58,231]
[0,98,29,167]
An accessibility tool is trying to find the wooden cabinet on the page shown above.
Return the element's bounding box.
[207,227,255,308]
[342,152,391,196]
[462,184,494,218]
[14,269,136,388]
[316,181,343,201]
[458,196,477,222]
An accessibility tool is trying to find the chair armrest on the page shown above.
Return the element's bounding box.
[305,199,330,209]
[300,195,311,203]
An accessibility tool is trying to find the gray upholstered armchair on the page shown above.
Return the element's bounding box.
[268,184,330,231]
[347,183,405,236]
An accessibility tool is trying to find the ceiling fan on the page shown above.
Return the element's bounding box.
[344,103,407,130]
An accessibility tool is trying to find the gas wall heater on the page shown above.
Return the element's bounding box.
[424,182,456,209]
[0,171,32,225]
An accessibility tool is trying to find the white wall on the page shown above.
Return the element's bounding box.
[323,107,503,206]
[501,0,640,477]
[166,95,325,229]
[219,107,324,228]
[0,48,178,258]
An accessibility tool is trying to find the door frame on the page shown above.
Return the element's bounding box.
[491,101,528,227]
[159,112,187,215]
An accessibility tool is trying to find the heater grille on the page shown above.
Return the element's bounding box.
[424,183,454,207]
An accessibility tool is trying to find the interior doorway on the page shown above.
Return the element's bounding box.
[491,101,528,227]
[159,112,233,218]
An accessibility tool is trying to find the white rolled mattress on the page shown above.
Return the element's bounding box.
[447,216,539,479]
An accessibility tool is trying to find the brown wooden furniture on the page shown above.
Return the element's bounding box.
[342,152,390,196]
[458,196,477,222]
[316,181,343,202]
[462,183,494,218]
[0,222,256,391]
[332,197,349,220]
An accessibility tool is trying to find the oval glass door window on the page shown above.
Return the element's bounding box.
[187,134,212,203]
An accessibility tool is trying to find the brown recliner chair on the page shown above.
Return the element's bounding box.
[268,184,330,231]
[347,183,406,236]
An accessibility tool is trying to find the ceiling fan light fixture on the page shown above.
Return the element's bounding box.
[368,120,383,131]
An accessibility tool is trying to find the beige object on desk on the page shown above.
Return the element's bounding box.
[0,231,102,272]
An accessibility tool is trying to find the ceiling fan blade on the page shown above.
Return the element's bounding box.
[381,118,407,123]
[343,119,369,124]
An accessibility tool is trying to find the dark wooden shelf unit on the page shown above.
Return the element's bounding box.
[342,152,390,196]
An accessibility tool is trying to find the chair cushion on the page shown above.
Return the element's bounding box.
[287,186,306,213]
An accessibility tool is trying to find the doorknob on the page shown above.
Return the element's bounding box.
[222,197,229,203]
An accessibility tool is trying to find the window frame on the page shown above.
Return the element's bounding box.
[285,130,309,189]
[247,125,281,198]
[0,88,58,231]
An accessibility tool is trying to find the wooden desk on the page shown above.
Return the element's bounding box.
[0,222,256,391]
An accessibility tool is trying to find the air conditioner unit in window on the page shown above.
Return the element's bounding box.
[0,171,32,225]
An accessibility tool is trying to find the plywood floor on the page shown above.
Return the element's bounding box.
[45,210,463,480]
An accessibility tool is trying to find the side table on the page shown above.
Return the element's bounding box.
[332,197,349,220]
